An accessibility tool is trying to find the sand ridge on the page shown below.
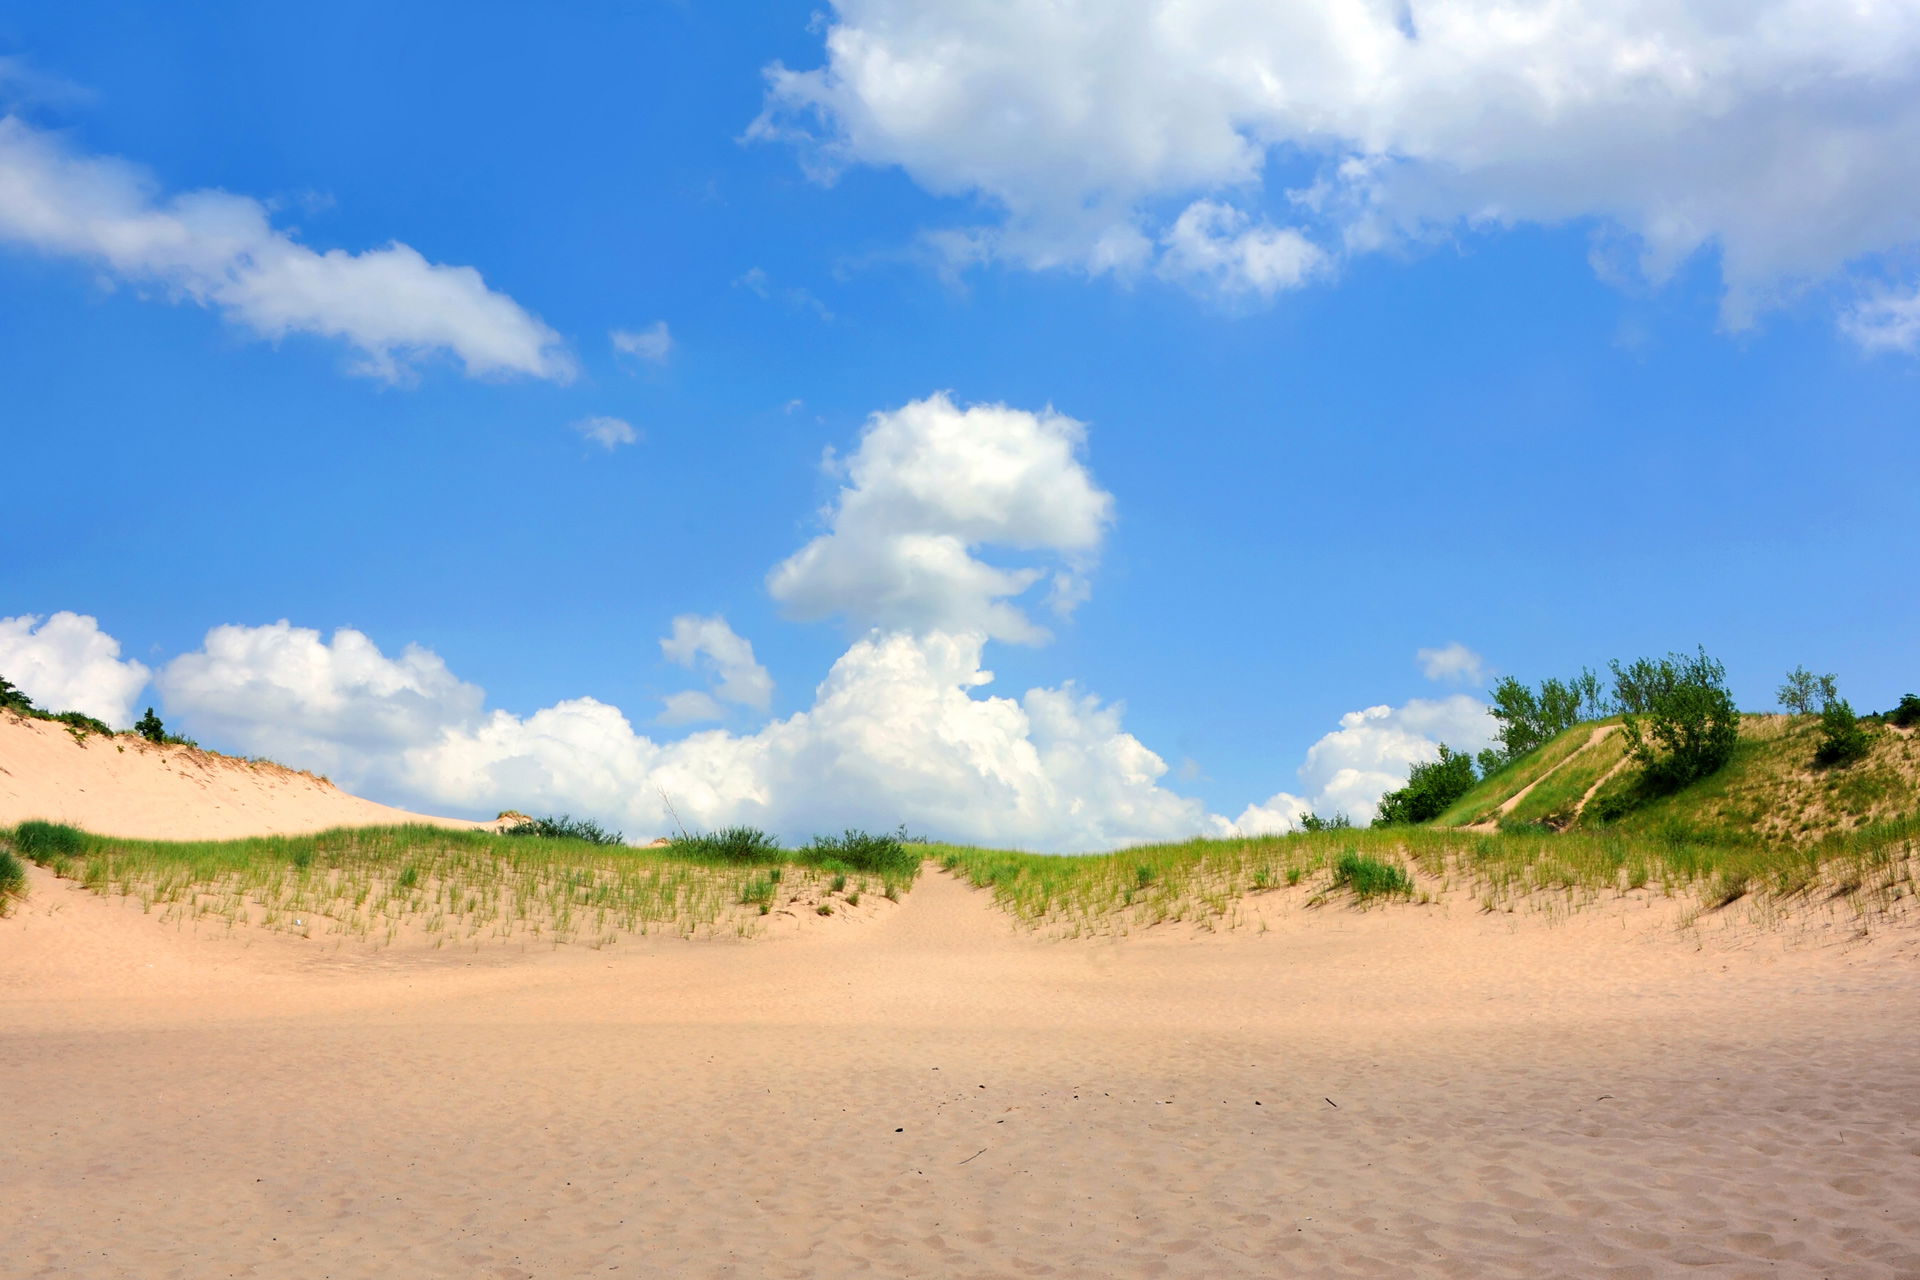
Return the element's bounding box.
[0,713,490,839]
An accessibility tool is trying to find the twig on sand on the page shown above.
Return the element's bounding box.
[957,1148,988,1165]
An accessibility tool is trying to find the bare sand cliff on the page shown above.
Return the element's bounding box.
[3,717,1918,1278]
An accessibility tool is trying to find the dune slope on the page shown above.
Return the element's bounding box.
[0,713,485,839]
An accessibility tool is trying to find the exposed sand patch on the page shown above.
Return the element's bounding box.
[5,862,1917,1278]
[0,713,487,838]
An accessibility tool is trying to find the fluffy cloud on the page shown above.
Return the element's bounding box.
[1234,694,1498,831]
[1158,201,1326,299]
[0,116,572,381]
[1416,642,1487,686]
[611,321,673,365]
[574,415,639,449]
[1843,286,1920,353]
[159,621,1208,851]
[156,621,484,780]
[659,615,774,718]
[0,611,150,726]
[759,1,1920,330]
[766,392,1114,642]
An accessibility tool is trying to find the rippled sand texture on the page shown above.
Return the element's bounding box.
[5,864,1918,1279]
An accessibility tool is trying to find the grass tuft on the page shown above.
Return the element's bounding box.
[1333,850,1414,899]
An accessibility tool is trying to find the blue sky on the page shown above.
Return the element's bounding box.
[3,2,1916,849]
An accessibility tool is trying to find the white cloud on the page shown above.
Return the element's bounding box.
[1158,201,1327,299]
[660,615,774,712]
[611,321,673,365]
[766,392,1114,643]
[0,116,572,381]
[159,621,1210,851]
[657,690,727,726]
[0,611,150,726]
[156,621,484,781]
[759,1,1920,330]
[1843,286,1920,353]
[1416,642,1487,686]
[1235,694,1498,830]
[574,415,639,449]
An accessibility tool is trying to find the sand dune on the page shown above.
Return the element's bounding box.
[4,710,1917,1276]
[5,850,1919,1279]
[0,713,486,839]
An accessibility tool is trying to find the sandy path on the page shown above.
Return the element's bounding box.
[5,866,1919,1278]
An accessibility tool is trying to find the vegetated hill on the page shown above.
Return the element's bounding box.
[1438,713,1920,844]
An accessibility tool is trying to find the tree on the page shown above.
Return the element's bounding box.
[1298,811,1352,833]
[1612,647,1741,790]
[1777,666,1837,718]
[1814,696,1871,767]
[0,674,38,715]
[1887,694,1920,729]
[1374,744,1477,826]
[134,707,166,744]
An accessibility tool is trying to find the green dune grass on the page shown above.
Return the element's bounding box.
[1,822,915,948]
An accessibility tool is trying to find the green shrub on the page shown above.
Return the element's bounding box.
[11,820,90,863]
[1886,694,1920,729]
[0,674,39,714]
[1815,698,1872,767]
[501,814,627,845]
[672,825,782,863]
[1614,647,1741,790]
[1374,744,1477,825]
[0,847,25,909]
[51,710,113,740]
[1298,811,1352,832]
[1332,850,1413,899]
[799,826,922,876]
[135,707,167,744]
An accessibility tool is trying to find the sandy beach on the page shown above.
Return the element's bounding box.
[6,846,1918,1279]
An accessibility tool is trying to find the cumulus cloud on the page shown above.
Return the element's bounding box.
[158,621,1209,851]
[0,611,150,726]
[611,321,673,365]
[766,392,1114,643]
[1417,642,1487,686]
[660,615,774,715]
[0,116,572,381]
[156,621,485,781]
[574,415,639,449]
[1158,202,1326,299]
[1234,694,1498,831]
[759,1,1920,330]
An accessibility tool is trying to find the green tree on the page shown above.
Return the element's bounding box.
[1373,744,1477,826]
[1886,694,1920,729]
[1777,666,1837,718]
[1612,647,1741,790]
[134,707,166,744]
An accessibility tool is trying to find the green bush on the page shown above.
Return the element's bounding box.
[1332,850,1412,899]
[799,826,922,876]
[1374,744,1477,826]
[0,674,38,715]
[1886,694,1920,729]
[11,820,90,863]
[1613,647,1740,790]
[1815,698,1872,767]
[0,847,25,909]
[51,710,113,739]
[1298,811,1352,832]
[134,707,167,743]
[500,814,627,845]
[671,825,783,863]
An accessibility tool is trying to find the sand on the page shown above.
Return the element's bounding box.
[0,713,489,839]
[3,855,1917,1279]
[4,712,1919,1277]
